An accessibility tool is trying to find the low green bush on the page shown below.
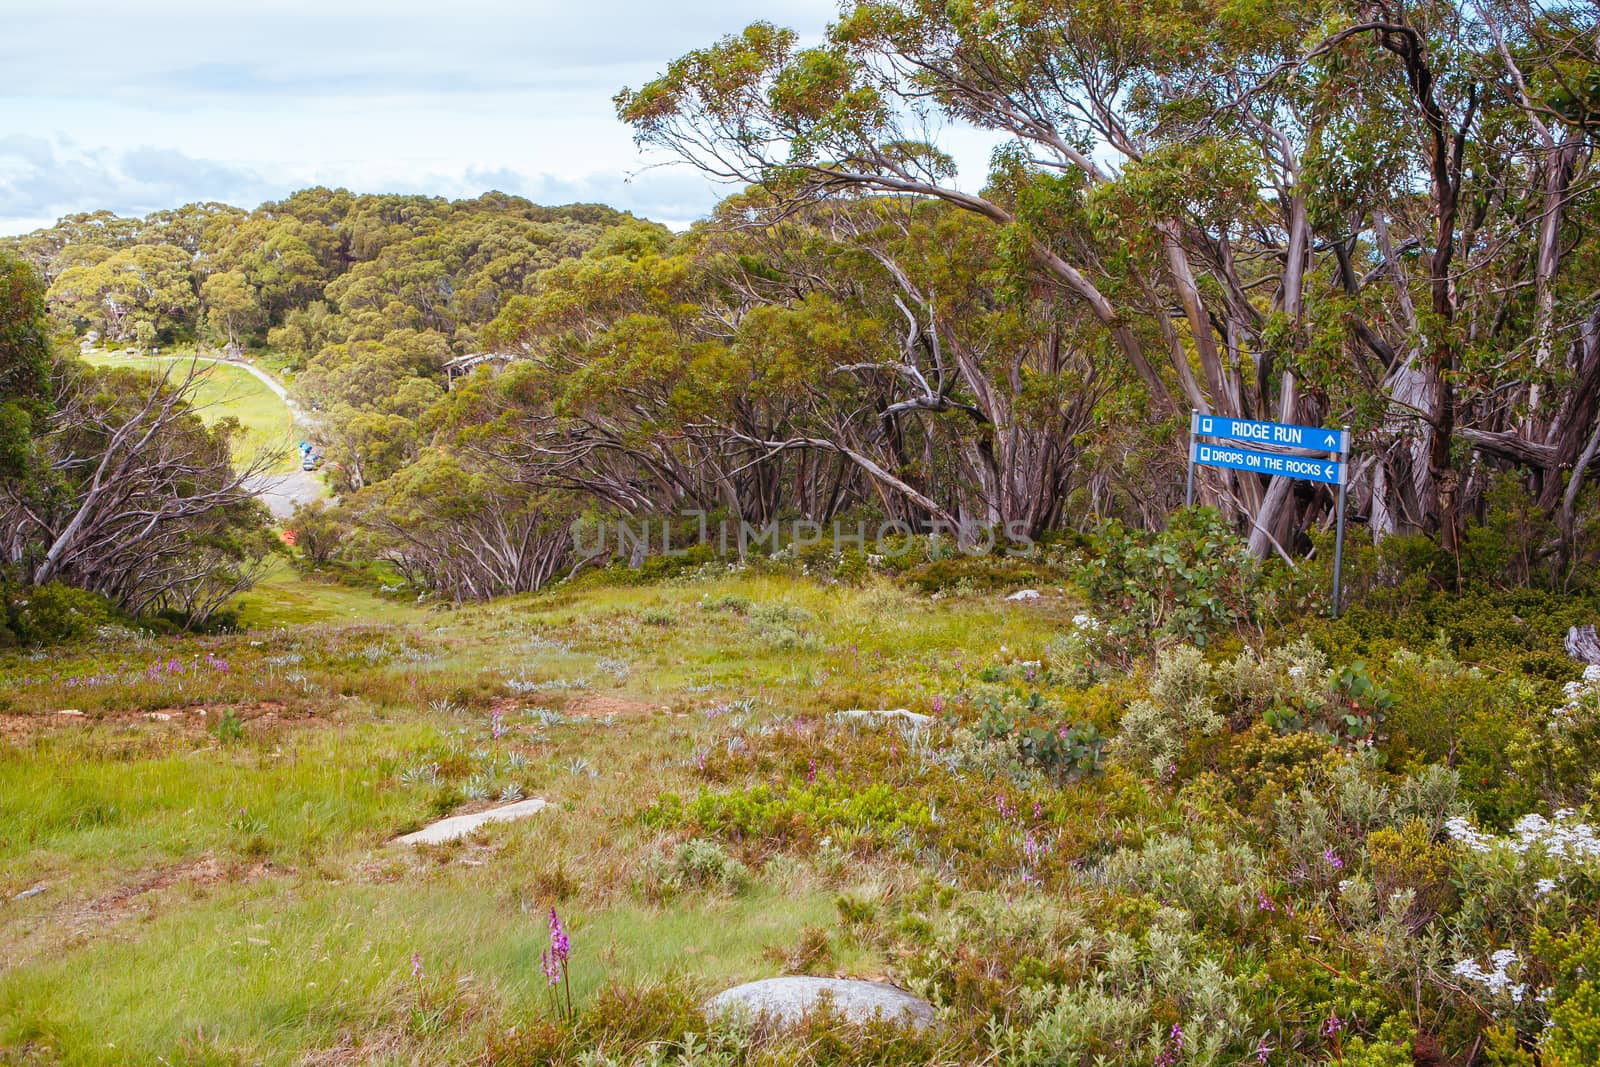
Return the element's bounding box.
[0,581,127,646]
[1075,508,1302,649]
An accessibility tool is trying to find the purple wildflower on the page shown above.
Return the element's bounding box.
[1023,830,1049,869]
[411,951,424,980]
[1321,1013,1343,1038]
[546,908,569,972]
[806,758,817,785]
[1255,1037,1272,1064]
[491,709,504,741]
[1257,892,1275,912]
[1323,848,1343,870]
[540,906,573,1020]
[1155,1022,1184,1067]
[931,694,944,714]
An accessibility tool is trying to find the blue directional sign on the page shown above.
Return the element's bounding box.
[1183,409,1354,618]
[1192,441,1345,485]
[1192,413,1348,455]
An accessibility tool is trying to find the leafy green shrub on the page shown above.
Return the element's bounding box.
[1075,508,1290,648]
[669,837,751,894]
[900,555,1049,594]
[1530,920,1600,1065]
[1110,645,1223,777]
[972,695,1106,782]
[1,582,126,646]
[748,600,821,651]
[1383,645,1517,761]
[1329,662,1394,745]
[604,541,720,585]
[1366,817,1457,926]
[211,708,245,744]
[699,592,752,615]
[1518,676,1600,811]
[1313,586,1599,684]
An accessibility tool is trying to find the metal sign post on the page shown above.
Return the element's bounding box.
[1185,411,1352,617]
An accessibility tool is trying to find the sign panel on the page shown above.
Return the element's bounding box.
[1192,413,1348,454]
[1183,408,1354,618]
[1192,441,1345,486]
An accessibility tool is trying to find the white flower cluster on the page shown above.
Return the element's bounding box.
[1446,809,1600,862]
[1070,613,1103,631]
[1554,664,1600,719]
[1451,949,1526,1003]
[1443,816,1495,851]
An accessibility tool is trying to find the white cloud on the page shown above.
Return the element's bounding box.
[0,0,1000,235]
[0,137,276,231]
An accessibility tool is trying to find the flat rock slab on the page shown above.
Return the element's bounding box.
[832,708,932,729]
[706,977,934,1031]
[393,797,547,846]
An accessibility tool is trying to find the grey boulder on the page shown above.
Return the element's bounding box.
[393,797,547,845]
[706,977,934,1031]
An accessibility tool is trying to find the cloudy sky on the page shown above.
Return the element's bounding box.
[1,0,996,235]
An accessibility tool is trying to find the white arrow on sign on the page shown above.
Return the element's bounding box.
[1323,433,1338,448]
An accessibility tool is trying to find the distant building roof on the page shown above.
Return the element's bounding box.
[443,352,515,386]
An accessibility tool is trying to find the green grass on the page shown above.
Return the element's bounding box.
[13,560,1579,1063]
[230,557,424,629]
[0,568,1048,1062]
[1,876,862,1066]
[82,350,300,473]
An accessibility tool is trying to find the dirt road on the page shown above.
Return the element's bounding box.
[217,355,328,521]
[247,468,328,520]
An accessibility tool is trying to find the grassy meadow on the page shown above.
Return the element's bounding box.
[0,567,1066,1064]
[5,550,1600,1064]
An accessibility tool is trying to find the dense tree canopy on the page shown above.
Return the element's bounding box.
[9,5,1600,602]
[618,0,1600,566]
[0,251,52,483]
[0,259,273,623]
